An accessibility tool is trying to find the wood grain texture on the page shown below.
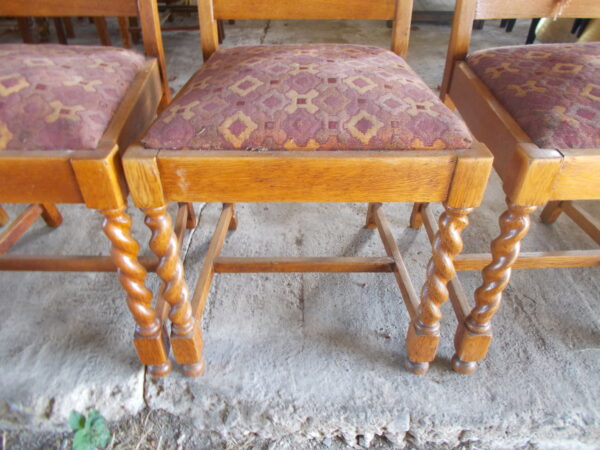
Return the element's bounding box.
[372,203,419,319]
[156,151,457,203]
[198,0,220,61]
[446,142,493,208]
[0,255,158,272]
[213,0,397,20]
[452,200,536,374]
[474,0,598,20]
[0,0,138,17]
[405,204,472,374]
[214,257,395,273]
[123,147,166,208]
[101,206,171,373]
[0,205,42,254]
[391,0,413,57]
[144,205,204,375]
[551,149,600,201]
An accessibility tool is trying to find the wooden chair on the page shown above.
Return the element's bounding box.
[432,0,600,374]
[0,0,179,376]
[123,0,493,377]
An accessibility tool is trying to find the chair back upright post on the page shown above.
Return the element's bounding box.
[0,0,171,106]
[196,0,413,61]
[441,0,600,102]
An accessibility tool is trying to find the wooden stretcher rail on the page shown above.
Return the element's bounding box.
[0,255,158,272]
[213,257,395,273]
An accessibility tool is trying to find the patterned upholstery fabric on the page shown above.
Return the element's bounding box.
[468,42,600,149]
[0,44,145,150]
[143,44,472,151]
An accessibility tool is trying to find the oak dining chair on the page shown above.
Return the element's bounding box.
[123,0,493,377]
[0,0,183,376]
[426,0,600,373]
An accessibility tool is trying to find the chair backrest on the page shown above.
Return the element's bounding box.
[441,0,600,98]
[197,0,414,60]
[0,0,169,104]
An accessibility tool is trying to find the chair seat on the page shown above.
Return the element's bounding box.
[467,42,600,150]
[143,44,472,151]
[0,44,145,151]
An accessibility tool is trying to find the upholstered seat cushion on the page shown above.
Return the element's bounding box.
[143,44,472,151]
[467,42,600,149]
[0,44,145,150]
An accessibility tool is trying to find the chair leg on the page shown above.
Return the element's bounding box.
[185,202,197,229]
[40,203,63,227]
[144,205,205,377]
[405,204,472,374]
[0,205,8,227]
[229,203,238,230]
[452,201,537,374]
[409,202,427,229]
[101,207,172,377]
[365,202,378,229]
[540,201,564,224]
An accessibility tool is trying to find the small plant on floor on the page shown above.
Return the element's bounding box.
[69,409,111,450]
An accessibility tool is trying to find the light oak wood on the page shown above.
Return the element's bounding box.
[0,0,138,17]
[125,0,494,377]
[0,206,8,227]
[0,205,43,254]
[0,0,171,375]
[156,150,457,203]
[442,0,600,374]
[213,0,397,20]
[214,257,396,273]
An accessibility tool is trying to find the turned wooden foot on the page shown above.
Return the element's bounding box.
[101,207,170,370]
[183,359,206,377]
[40,203,63,227]
[406,204,472,373]
[540,201,564,224]
[144,206,204,373]
[409,203,427,229]
[453,201,537,373]
[0,205,8,227]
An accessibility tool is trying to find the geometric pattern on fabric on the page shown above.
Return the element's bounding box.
[143,44,473,151]
[0,44,146,150]
[468,42,600,150]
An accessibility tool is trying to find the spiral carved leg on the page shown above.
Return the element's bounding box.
[101,207,171,377]
[144,206,204,376]
[453,201,537,374]
[409,203,426,229]
[406,204,472,374]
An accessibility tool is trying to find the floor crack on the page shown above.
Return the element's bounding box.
[181,202,208,265]
[260,20,271,44]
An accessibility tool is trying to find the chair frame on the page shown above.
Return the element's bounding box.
[123,0,494,376]
[0,0,179,376]
[431,0,600,374]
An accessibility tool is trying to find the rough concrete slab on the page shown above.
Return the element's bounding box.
[0,16,599,449]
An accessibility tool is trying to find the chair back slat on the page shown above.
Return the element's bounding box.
[199,0,413,60]
[213,0,396,20]
[475,0,600,20]
[0,0,139,18]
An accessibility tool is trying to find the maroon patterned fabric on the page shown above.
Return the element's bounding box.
[468,42,600,149]
[143,44,472,151]
[0,44,145,151]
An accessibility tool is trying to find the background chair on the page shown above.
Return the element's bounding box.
[0,0,178,376]
[123,0,493,377]
[436,0,600,373]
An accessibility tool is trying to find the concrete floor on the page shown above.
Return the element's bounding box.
[1,16,599,449]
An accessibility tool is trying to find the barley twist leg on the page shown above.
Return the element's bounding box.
[101,207,171,377]
[144,206,204,377]
[406,204,472,374]
[452,201,536,374]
